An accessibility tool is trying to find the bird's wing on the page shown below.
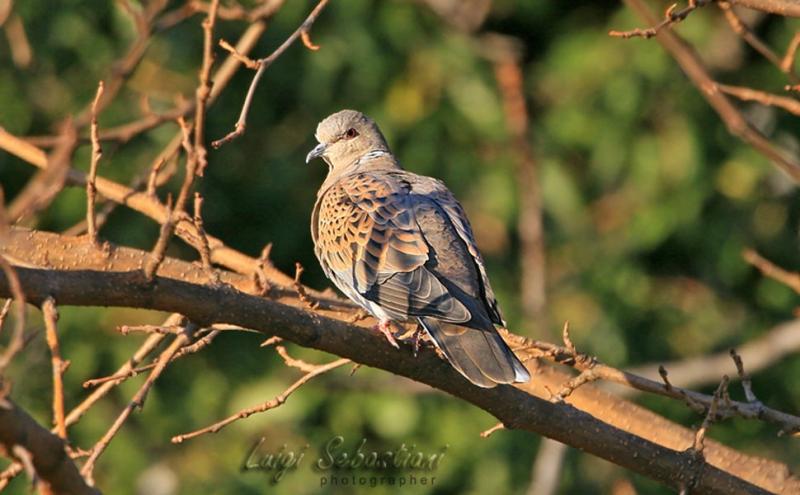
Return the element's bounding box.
[313,172,471,322]
[403,173,505,326]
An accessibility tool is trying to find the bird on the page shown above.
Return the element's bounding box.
[306,109,530,388]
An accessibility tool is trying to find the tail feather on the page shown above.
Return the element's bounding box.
[418,317,530,388]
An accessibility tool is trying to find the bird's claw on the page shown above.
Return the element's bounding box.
[374,320,400,349]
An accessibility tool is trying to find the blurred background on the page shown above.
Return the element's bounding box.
[1,0,800,493]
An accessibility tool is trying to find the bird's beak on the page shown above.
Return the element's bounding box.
[306,143,327,164]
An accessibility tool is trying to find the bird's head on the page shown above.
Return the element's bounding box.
[306,110,390,170]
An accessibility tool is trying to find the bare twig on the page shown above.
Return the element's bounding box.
[717,83,800,115]
[0,0,12,29]
[117,324,183,336]
[0,300,11,330]
[80,323,197,483]
[0,327,170,488]
[172,356,349,443]
[659,365,674,391]
[253,243,274,296]
[480,422,505,438]
[681,375,730,493]
[609,0,711,39]
[718,3,779,66]
[42,297,67,440]
[507,331,800,434]
[69,331,167,422]
[86,81,105,245]
[259,335,283,347]
[0,256,25,373]
[781,32,800,73]
[293,262,319,310]
[552,368,601,402]
[4,15,32,69]
[693,375,729,454]
[212,0,330,148]
[84,328,219,389]
[626,319,800,394]
[143,193,175,280]
[146,158,166,197]
[219,38,259,69]
[192,0,219,177]
[730,349,760,404]
[193,193,219,284]
[275,345,317,372]
[622,0,800,183]
[743,248,800,293]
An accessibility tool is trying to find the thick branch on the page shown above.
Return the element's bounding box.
[0,229,797,494]
[0,397,97,495]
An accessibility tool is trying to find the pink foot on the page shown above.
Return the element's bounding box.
[374,320,399,349]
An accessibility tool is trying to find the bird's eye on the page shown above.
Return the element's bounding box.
[345,128,359,139]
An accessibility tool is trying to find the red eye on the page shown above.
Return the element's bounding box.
[345,128,359,139]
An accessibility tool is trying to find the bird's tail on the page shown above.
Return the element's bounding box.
[418,317,530,388]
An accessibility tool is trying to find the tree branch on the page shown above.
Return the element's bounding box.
[620,0,800,183]
[0,396,97,495]
[1,228,797,494]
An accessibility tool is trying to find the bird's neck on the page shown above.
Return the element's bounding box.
[319,150,401,194]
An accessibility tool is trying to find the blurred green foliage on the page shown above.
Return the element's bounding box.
[1,0,800,493]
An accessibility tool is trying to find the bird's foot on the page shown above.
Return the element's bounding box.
[409,327,424,357]
[373,320,400,349]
